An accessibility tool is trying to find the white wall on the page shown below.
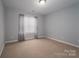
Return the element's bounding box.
[5,8,18,41]
[5,8,44,41]
[0,0,5,56]
[37,16,45,38]
[44,3,79,45]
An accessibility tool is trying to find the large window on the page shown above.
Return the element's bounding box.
[24,16,37,34]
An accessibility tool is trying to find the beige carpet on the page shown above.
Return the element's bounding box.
[1,39,79,58]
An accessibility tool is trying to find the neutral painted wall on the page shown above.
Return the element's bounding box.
[0,0,5,55]
[5,8,18,41]
[44,3,79,45]
[37,16,45,38]
[5,8,44,41]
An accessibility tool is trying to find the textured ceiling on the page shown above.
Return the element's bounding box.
[2,0,79,15]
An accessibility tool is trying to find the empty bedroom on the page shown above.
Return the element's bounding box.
[0,0,79,58]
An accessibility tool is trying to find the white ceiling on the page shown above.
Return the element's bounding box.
[2,0,79,15]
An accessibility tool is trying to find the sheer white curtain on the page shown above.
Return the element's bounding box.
[24,16,37,40]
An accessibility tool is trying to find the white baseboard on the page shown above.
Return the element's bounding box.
[47,36,79,48]
[5,40,18,44]
[0,43,4,56]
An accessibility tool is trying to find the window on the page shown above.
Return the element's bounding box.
[24,16,37,34]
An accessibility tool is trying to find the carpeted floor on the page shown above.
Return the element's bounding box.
[1,39,79,58]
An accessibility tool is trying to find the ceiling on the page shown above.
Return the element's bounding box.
[2,0,79,15]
